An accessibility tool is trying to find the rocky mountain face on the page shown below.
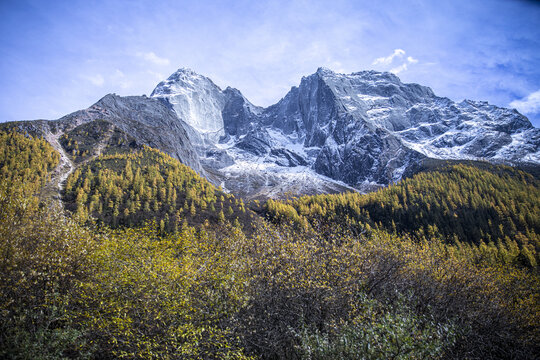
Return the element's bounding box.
[5,67,539,199]
[59,94,204,174]
[150,67,539,197]
[5,93,204,175]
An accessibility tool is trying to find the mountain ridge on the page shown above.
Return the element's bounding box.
[149,67,539,196]
[3,67,539,199]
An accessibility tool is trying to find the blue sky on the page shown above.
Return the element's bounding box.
[1,0,540,126]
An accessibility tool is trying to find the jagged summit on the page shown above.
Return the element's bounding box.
[151,68,228,135]
[169,67,199,76]
[315,66,334,75]
[151,68,220,96]
[149,66,539,197]
[150,68,261,145]
[165,67,203,81]
[314,67,406,84]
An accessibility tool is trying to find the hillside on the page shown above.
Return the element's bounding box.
[265,162,540,269]
[63,145,254,231]
[0,128,539,359]
[0,130,59,196]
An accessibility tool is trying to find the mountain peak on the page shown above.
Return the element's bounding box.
[93,93,122,107]
[316,67,335,75]
[150,68,229,135]
[150,66,538,191]
[313,68,402,85]
[348,69,401,83]
[160,67,213,86]
[175,67,195,73]
[150,67,222,98]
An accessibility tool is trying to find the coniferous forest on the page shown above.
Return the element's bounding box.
[1,128,539,359]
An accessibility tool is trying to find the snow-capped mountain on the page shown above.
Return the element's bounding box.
[150,67,539,197]
[5,67,539,199]
[151,68,262,146]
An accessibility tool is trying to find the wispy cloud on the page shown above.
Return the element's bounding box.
[390,63,408,74]
[137,52,170,66]
[373,50,419,74]
[372,49,405,65]
[407,56,418,64]
[509,90,540,114]
[82,74,105,86]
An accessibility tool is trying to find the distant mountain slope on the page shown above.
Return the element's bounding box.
[64,146,256,232]
[1,94,203,175]
[0,130,59,196]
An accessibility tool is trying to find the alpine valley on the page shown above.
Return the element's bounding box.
[1,68,540,360]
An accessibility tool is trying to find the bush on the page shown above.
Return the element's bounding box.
[0,187,96,359]
[297,294,455,360]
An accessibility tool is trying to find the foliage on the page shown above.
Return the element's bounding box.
[234,222,539,359]
[0,129,59,197]
[0,184,253,359]
[296,295,453,360]
[1,132,539,359]
[72,223,252,359]
[63,146,252,231]
[0,184,97,359]
[266,163,540,269]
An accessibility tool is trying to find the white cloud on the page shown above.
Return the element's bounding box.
[509,90,540,114]
[82,74,105,86]
[137,51,170,66]
[407,56,418,64]
[372,50,419,75]
[372,49,405,65]
[390,63,408,74]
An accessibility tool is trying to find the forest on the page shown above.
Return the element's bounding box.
[63,146,253,232]
[265,162,540,269]
[1,128,539,359]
